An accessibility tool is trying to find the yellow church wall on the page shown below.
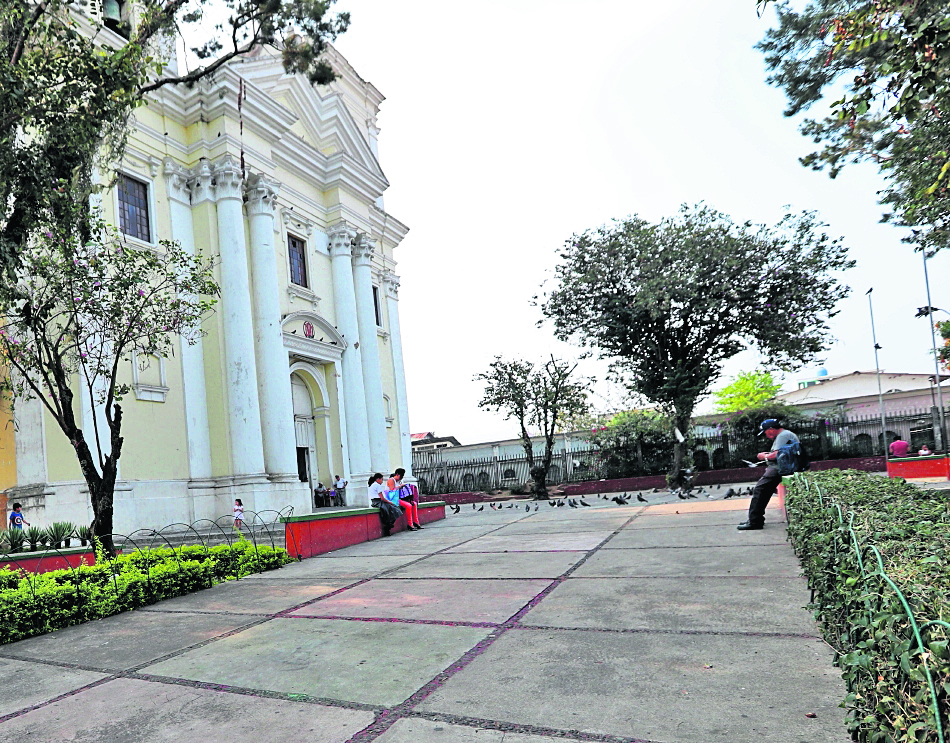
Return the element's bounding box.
[0,399,16,493]
[44,381,83,483]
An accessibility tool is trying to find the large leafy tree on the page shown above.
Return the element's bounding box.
[541,204,854,485]
[476,357,591,498]
[756,1,950,252]
[0,0,348,548]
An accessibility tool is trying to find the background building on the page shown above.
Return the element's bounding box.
[4,35,413,533]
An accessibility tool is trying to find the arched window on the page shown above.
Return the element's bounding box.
[477,471,491,490]
[502,468,516,479]
[462,473,475,491]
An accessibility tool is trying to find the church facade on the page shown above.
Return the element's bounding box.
[6,37,413,533]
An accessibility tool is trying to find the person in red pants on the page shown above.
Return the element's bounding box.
[388,468,422,530]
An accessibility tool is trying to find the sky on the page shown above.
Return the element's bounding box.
[322,0,950,444]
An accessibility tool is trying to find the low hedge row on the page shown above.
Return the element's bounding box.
[785,470,950,743]
[0,540,294,645]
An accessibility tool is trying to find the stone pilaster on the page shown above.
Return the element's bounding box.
[328,223,371,485]
[245,173,301,488]
[352,234,389,473]
[381,270,413,479]
[212,155,266,481]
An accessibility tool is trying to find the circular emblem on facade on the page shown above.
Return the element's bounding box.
[303,321,315,339]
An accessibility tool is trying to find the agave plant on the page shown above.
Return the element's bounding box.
[44,522,72,549]
[0,529,8,553]
[6,529,25,553]
[59,522,77,548]
[25,526,46,552]
[76,525,93,547]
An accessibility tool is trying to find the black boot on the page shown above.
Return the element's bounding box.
[737,522,763,531]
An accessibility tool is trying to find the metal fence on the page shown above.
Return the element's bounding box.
[412,407,948,496]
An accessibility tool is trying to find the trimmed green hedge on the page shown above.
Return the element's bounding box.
[0,540,294,645]
[786,470,950,743]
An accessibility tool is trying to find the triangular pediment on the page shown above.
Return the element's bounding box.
[238,58,386,182]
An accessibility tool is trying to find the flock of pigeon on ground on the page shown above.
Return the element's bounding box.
[446,483,757,515]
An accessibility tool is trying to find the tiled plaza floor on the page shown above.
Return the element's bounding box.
[0,496,849,743]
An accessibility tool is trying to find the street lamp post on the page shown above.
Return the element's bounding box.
[866,288,890,458]
[921,250,948,452]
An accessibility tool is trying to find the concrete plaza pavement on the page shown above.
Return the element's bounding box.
[0,495,849,743]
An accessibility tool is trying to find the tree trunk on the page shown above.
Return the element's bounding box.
[667,410,691,488]
[70,405,124,557]
[530,465,548,499]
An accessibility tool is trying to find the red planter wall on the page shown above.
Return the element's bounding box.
[1,549,97,574]
[887,456,950,480]
[283,503,446,559]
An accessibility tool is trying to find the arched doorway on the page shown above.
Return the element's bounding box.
[290,369,333,507]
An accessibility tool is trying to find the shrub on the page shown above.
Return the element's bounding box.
[786,470,950,743]
[0,540,294,645]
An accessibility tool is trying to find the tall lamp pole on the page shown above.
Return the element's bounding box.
[866,288,890,457]
[921,250,948,452]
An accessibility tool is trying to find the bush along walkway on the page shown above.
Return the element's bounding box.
[786,471,950,743]
[0,540,293,645]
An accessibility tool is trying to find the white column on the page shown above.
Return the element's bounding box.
[245,173,299,481]
[163,158,213,483]
[213,155,265,478]
[381,271,413,479]
[352,234,389,473]
[328,223,371,480]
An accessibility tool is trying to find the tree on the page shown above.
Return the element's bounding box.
[0,223,218,554]
[712,370,782,413]
[541,204,854,486]
[476,356,591,498]
[586,410,672,479]
[756,1,950,252]
[0,1,348,549]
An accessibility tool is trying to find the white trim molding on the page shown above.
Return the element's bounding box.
[131,352,169,402]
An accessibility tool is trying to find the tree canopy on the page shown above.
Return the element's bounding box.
[712,370,783,413]
[541,204,853,482]
[756,1,950,252]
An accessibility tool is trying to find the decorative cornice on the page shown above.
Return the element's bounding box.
[327,222,356,258]
[281,208,316,237]
[287,285,321,311]
[163,158,192,204]
[191,159,215,205]
[352,233,375,268]
[211,154,244,202]
[381,270,400,300]
[245,173,280,217]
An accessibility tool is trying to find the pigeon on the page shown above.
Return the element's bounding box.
[580,499,591,507]
[611,496,625,505]
[557,500,566,507]
[452,505,461,514]
[637,493,647,503]
[568,500,578,508]
[716,484,721,490]
[489,503,496,510]
[525,504,530,512]
[677,490,688,500]
[477,505,484,511]
[534,504,539,511]
[723,488,736,499]
[652,487,661,493]
[549,501,557,507]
